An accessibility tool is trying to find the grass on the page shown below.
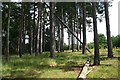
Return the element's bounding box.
[87,49,119,79]
[1,49,119,79]
[2,51,87,78]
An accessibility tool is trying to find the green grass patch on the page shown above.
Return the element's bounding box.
[2,49,119,79]
[87,52,119,78]
[2,51,87,78]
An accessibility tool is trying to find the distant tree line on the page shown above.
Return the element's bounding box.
[87,33,107,49]
[112,35,120,48]
[88,34,120,49]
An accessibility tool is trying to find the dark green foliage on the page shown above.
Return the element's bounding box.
[112,35,120,47]
[64,43,69,50]
[87,42,94,49]
[98,34,107,48]
[87,34,107,49]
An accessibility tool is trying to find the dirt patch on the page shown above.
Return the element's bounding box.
[71,66,83,74]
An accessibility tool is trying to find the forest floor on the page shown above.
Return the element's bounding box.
[1,49,119,79]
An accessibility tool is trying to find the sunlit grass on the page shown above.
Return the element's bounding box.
[87,52,119,78]
[2,49,119,78]
[2,51,87,78]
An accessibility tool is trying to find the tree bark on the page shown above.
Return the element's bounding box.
[50,2,55,58]
[28,3,33,55]
[79,6,82,50]
[33,2,36,54]
[82,2,86,54]
[22,2,26,55]
[6,2,10,61]
[39,3,43,54]
[79,21,82,50]
[0,3,2,60]
[76,22,79,51]
[60,6,64,52]
[71,19,75,52]
[19,3,23,58]
[68,30,71,50]
[58,23,61,52]
[92,2,100,65]
[76,3,79,51]
[55,14,91,53]
[42,5,46,52]
[39,18,43,54]
[36,2,42,56]
[104,1,113,58]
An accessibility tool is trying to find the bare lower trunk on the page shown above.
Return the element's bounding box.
[19,3,24,58]
[76,3,79,51]
[50,2,55,58]
[76,25,79,51]
[6,2,10,61]
[92,2,100,65]
[82,2,86,54]
[22,3,26,55]
[39,21,43,54]
[28,3,32,55]
[60,6,64,52]
[33,2,36,54]
[68,31,71,50]
[71,19,75,52]
[36,2,42,56]
[104,1,113,58]
[58,23,61,53]
[42,6,46,52]
[79,22,82,50]
[42,25,45,52]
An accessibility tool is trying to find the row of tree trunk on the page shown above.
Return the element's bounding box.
[5,2,113,65]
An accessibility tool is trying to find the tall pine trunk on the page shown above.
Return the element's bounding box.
[92,2,100,65]
[50,2,55,58]
[76,22,79,51]
[39,4,43,54]
[79,6,82,50]
[0,3,1,60]
[22,3,26,55]
[42,5,46,52]
[104,1,113,58]
[75,2,79,51]
[36,2,42,56]
[79,21,82,50]
[68,30,71,50]
[82,2,86,54]
[58,23,61,53]
[39,19,43,54]
[60,6,64,52]
[71,19,75,52]
[33,2,36,54]
[28,3,33,55]
[19,3,24,58]
[6,2,10,61]
[68,18,71,50]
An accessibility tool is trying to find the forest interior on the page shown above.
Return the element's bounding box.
[0,0,120,79]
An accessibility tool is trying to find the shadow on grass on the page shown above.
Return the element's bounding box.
[100,54,119,61]
[2,52,90,78]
